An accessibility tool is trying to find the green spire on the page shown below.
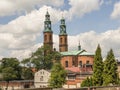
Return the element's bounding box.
[78,41,81,50]
[59,17,67,35]
[44,11,52,33]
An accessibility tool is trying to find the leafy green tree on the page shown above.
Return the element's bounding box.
[81,77,93,87]
[21,67,34,80]
[0,58,22,90]
[0,58,22,80]
[49,63,67,88]
[92,44,103,86]
[21,58,31,67]
[103,49,119,86]
[31,45,61,70]
[21,58,35,80]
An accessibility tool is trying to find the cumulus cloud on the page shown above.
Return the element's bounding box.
[111,1,120,19]
[0,0,64,16]
[10,43,43,60]
[68,0,102,19]
[67,29,120,59]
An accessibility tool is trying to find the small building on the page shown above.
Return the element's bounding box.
[34,69,51,88]
[63,66,93,88]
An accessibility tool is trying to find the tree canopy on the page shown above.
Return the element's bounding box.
[92,44,103,86]
[30,45,61,70]
[81,77,93,87]
[48,63,67,88]
[103,49,119,86]
[0,58,22,81]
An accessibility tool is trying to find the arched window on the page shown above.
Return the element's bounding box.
[65,61,68,67]
[79,61,82,67]
[86,60,90,64]
[44,35,47,41]
[60,38,62,43]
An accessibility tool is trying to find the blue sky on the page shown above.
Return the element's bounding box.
[0,0,120,60]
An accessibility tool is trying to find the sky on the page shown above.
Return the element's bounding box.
[0,0,120,60]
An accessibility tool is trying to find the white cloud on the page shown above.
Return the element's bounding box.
[111,1,120,19]
[68,0,102,19]
[0,0,64,16]
[10,43,43,60]
[67,29,120,59]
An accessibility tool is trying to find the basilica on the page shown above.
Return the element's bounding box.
[42,11,94,88]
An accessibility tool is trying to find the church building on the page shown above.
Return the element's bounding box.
[43,11,94,88]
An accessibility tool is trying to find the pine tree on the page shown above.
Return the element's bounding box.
[81,77,93,87]
[103,49,119,86]
[92,44,103,86]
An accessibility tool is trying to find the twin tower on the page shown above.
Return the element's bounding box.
[43,11,68,52]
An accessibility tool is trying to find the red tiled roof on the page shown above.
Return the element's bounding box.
[65,67,80,73]
[65,66,93,73]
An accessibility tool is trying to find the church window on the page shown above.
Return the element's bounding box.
[86,60,90,64]
[65,61,68,67]
[79,61,82,67]
[45,35,47,41]
[60,38,62,43]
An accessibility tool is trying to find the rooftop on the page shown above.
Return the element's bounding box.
[61,49,94,56]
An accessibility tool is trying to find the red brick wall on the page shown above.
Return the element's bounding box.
[78,55,94,65]
[61,55,94,68]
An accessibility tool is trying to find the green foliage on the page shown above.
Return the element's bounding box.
[0,58,22,81]
[92,44,103,86]
[103,49,119,86]
[21,67,34,80]
[21,58,31,67]
[81,77,93,87]
[30,45,61,70]
[2,67,18,81]
[49,63,67,88]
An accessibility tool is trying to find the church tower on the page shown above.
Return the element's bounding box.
[43,11,53,51]
[59,17,68,52]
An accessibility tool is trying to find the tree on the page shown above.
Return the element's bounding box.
[103,49,119,86]
[0,58,22,90]
[31,45,61,70]
[21,58,31,67]
[21,58,34,80]
[21,67,34,80]
[92,44,103,86]
[0,58,22,80]
[81,77,93,87]
[48,63,67,88]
